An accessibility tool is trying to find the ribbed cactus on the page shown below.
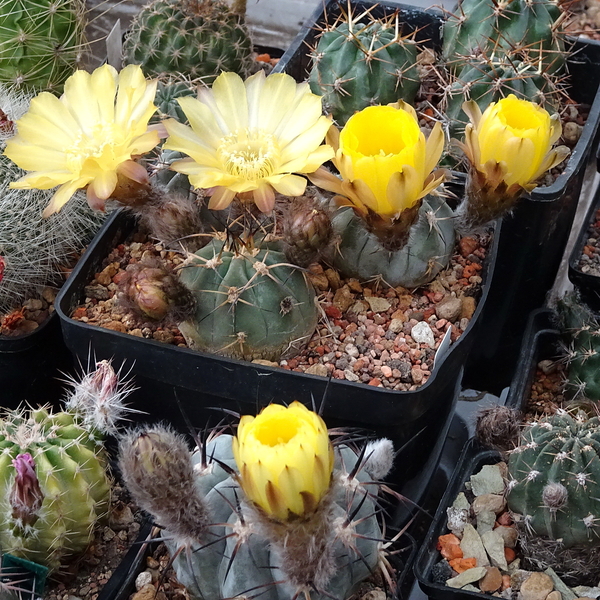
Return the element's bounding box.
[178,238,318,361]
[308,17,420,126]
[330,195,455,288]
[558,294,600,401]
[0,85,105,315]
[507,410,600,581]
[152,77,197,124]
[0,0,86,92]
[123,0,253,82]
[0,361,130,571]
[119,403,396,600]
[443,58,558,140]
[442,0,565,75]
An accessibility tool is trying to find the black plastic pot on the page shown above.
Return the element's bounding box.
[568,184,600,312]
[0,314,74,410]
[274,0,600,395]
[413,308,561,599]
[55,208,497,509]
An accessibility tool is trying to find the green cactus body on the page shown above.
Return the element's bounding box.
[0,0,86,92]
[0,406,110,570]
[178,239,318,361]
[170,435,382,600]
[308,20,420,126]
[444,59,555,140]
[123,0,253,82]
[558,295,600,401]
[331,196,455,288]
[442,0,565,75]
[152,79,197,123]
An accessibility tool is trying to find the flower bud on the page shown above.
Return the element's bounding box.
[10,453,44,527]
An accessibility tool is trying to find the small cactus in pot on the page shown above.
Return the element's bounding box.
[507,410,600,583]
[0,360,132,571]
[119,401,399,600]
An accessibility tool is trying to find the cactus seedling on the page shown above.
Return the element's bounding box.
[119,402,399,600]
[0,360,131,571]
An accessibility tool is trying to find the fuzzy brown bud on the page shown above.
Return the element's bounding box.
[282,197,333,267]
[475,405,521,453]
[10,453,43,527]
[542,482,568,511]
[118,425,210,547]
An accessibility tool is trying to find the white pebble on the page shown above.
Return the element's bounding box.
[410,321,435,348]
[135,571,153,591]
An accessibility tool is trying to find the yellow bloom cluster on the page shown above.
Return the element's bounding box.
[310,101,445,220]
[232,401,334,521]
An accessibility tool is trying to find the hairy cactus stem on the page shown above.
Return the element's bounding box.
[362,201,422,252]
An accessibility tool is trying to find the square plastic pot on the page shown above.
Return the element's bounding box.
[274,0,600,394]
[55,206,497,512]
[0,314,74,409]
[413,308,561,599]
[568,183,600,311]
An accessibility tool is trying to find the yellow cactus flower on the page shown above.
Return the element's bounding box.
[461,95,570,214]
[163,70,334,213]
[232,401,334,521]
[309,102,445,219]
[4,64,160,217]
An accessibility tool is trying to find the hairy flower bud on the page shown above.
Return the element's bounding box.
[9,453,43,527]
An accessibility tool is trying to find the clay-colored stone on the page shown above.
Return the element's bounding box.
[472,494,506,515]
[480,567,504,593]
[518,572,554,600]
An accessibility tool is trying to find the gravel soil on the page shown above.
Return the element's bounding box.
[576,207,600,277]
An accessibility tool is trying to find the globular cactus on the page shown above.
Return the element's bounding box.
[123,0,253,83]
[119,402,397,600]
[0,85,105,316]
[558,294,600,402]
[177,237,319,361]
[0,0,87,93]
[152,77,197,124]
[330,195,455,288]
[507,410,600,582]
[443,57,560,141]
[442,0,565,75]
[308,15,420,125]
[0,360,131,571]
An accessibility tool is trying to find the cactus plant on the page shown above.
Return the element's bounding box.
[123,0,254,83]
[558,294,600,402]
[330,195,455,288]
[507,410,600,582]
[0,360,131,571]
[0,84,105,316]
[308,15,420,126]
[177,237,319,361]
[119,402,397,600]
[0,0,87,93]
[441,0,565,75]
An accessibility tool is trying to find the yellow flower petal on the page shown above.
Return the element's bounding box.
[269,174,307,197]
[252,184,276,212]
[208,187,237,210]
[42,178,91,217]
[210,71,248,133]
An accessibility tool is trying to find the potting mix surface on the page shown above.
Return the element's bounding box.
[69,224,488,391]
[576,208,600,277]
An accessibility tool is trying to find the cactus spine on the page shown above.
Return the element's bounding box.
[308,13,420,125]
[123,0,254,82]
[442,0,565,75]
[178,237,318,361]
[119,404,396,600]
[0,361,130,570]
[0,85,105,316]
[0,0,87,93]
[507,410,600,582]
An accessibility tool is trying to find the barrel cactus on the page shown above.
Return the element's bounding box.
[308,17,420,125]
[558,294,600,402]
[442,0,565,75]
[178,237,319,361]
[507,410,600,582]
[0,0,86,92]
[0,360,130,570]
[119,402,396,600]
[123,0,253,83]
[331,195,455,288]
